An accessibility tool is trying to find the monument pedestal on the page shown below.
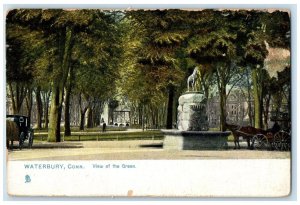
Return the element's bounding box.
[162,130,231,150]
[163,91,230,150]
[177,92,208,131]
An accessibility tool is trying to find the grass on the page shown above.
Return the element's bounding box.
[227,134,234,141]
[34,130,164,142]
[33,127,234,142]
[34,126,127,133]
[209,127,220,131]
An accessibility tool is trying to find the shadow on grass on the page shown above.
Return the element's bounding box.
[7,142,84,150]
[139,143,163,149]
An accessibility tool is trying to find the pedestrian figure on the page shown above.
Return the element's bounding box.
[102,122,106,132]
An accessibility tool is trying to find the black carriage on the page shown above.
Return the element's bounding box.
[252,112,291,151]
[6,115,34,149]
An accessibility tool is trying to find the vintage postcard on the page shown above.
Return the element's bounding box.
[4,4,294,199]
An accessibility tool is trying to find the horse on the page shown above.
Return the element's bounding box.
[224,122,267,149]
[187,67,199,92]
[6,120,20,149]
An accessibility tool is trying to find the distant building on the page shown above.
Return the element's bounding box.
[207,90,254,128]
[101,97,131,126]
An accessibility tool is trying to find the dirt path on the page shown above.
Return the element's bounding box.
[7,140,291,161]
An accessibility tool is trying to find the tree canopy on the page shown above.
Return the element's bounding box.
[6,9,291,134]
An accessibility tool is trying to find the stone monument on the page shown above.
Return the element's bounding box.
[177,92,208,131]
[162,67,230,150]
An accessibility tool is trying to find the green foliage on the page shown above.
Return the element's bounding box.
[6,24,40,82]
[6,9,125,140]
[188,29,237,64]
[6,9,291,132]
[243,33,268,66]
[121,10,194,101]
[264,11,290,48]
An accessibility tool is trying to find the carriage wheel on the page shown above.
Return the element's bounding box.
[28,131,34,149]
[281,132,291,151]
[253,134,269,150]
[273,131,283,151]
[19,132,25,150]
[273,131,290,151]
[287,134,291,151]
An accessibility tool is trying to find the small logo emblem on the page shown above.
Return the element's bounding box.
[25,175,31,183]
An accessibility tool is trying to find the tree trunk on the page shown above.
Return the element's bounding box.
[8,82,27,114]
[252,68,262,129]
[48,26,74,142]
[142,104,145,131]
[138,105,142,126]
[200,71,211,100]
[25,88,33,121]
[215,66,227,131]
[247,80,253,126]
[166,85,175,129]
[64,86,71,136]
[263,94,271,129]
[79,107,88,130]
[64,61,75,136]
[43,90,51,129]
[219,85,227,131]
[48,86,62,142]
[244,67,254,126]
[78,94,90,130]
[87,107,93,128]
[150,106,157,128]
[93,102,103,127]
[36,87,43,129]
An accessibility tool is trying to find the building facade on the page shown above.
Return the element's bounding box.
[207,90,254,128]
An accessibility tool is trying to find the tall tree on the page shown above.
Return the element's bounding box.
[6,21,36,114]
[70,10,122,130]
[35,86,43,129]
[250,11,289,128]
[187,10,243,131]
[126,10,191,129]
[7,9,123,140]
[7,9,75,141]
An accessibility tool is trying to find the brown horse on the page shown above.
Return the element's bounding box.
[6,120,19,149]
[224,123,267,149]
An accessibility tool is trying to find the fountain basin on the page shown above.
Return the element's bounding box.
[162,130,231,150]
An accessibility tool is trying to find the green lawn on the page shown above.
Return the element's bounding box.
[34,128,234,142]
[34,130,163,142]
[34,126,127,133]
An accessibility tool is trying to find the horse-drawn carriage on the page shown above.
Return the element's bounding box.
[252,130,291,151]
[226,112,291,151]
[252,112,291,151]
[6,115,34,150]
